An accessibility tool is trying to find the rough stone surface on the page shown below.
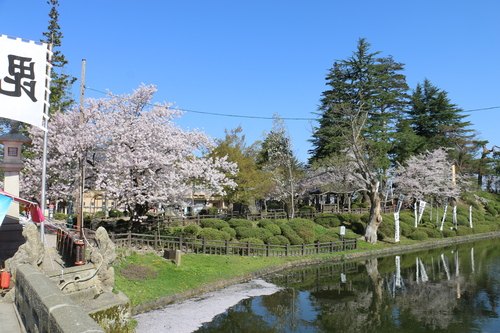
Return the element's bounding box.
[89,227,117,293]
[5,223,44,281]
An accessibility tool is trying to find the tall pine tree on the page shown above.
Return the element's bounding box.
[42,0,77,113]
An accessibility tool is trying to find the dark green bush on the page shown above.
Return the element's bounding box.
[200,218,229,230]
[263,223,281,236]
[268,203,281,210]
[182,225,199,238]
[442,228,456,238]
[257,219,273,228]
[339,213,361,224]
[274,219,288,226]
[316,234,340,243]
[288,218,316,244]
[109,209,124,218]
[228,218,254,228]
[315,213,341,227]
[486,204,498,216]
[420,227,442,238]
[408,230,428,241]
[94,211,106,219]
[236,227,273,242]
[456,226,473,236]
[400,223,416,237]
[299,205,316,211]
[198,227,231,241]
[350,220,366,235]
[239,238,265,246]
[377,220,395,240]
[221,227,236,239]
[199,207,219,215]
[280,224,304,245]
[267,235,290,246]
[473,224,491,234]
[53,213,68,221]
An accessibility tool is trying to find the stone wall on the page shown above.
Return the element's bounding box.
[15,264,104,333]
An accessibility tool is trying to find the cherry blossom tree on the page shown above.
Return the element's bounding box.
[22,85,237,221]
[390,148,469,206]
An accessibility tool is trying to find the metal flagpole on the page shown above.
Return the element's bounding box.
[40,42,53,243]
[77,59,86,239]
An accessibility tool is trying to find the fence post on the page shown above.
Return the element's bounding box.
[330,240,333,253]
[247,242,251,256]
[316,241,320,254]
[202,238,206,254]
[343,237,346,251]
[154,233,158,251]
[286,243,289,256]
[302,243,306,256]
[267,243,270,257]
[179,234,183,252]
[355,238,358,250]
[225,240,229,255]
[128,231,132,248]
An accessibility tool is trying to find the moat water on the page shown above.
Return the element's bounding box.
[193,238,500,333]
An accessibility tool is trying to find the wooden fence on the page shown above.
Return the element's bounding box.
[109,232,357,257]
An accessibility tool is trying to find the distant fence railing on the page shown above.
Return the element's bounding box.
[109,232,357,257]
[53,225,96,267]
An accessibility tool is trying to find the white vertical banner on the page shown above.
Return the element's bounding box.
[418,200,426,224]
[0,34,51,130]
[452,205,457,228]
[469,205,473,228]
[394,212,400,242]
[440,200,448,231]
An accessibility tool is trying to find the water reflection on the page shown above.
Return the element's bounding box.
[194,238,500,333]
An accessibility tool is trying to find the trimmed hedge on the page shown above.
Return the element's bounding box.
[280,224,304,245]
[314,213,341,228]
[198,228,231,241]
[267,235,291,246]
[200,219,229,230]
[228,218,254,228]
[408,230,428,241]
[263,223,281,236]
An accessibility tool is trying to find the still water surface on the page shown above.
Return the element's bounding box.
[194,238,500,332]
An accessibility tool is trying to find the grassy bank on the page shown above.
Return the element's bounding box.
[113,238,410,307]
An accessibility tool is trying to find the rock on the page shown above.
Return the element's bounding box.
[5,223,44,281]
[89,227,116,292]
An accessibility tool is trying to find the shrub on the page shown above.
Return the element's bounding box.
[442,228,456,238]
[420,227,442,238]
[239,238,265,246]
[408,230,428,241]
[299,205,316,211]
[315,213,341,227]
[198,227,231,241]
[221,227,236,239]
[350,220,366,235]
[316,234,340,243]
[199,207,219,215]
[456,226,473,236]
[53,213,68,221]
[257,219,274,228]
[280,224,304,245]
[274,219,288,226]
[263,223,281,236]
[109,209,124,218]
[94,211,106,219]
[377,219,395,240]
[288,218,316,244]
[200,218,229,230]
[267,235,290,246]
[339,213,361,224]
[400,223,416,237]
[268,203,281,210]
[473,224,490,234]
[228,218,254,228]
[486,204,498,216]
[237,227,273,242]
[182,225,199,238]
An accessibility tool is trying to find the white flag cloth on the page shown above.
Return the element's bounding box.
[0,34,51,130]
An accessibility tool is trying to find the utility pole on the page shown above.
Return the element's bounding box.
[76,59,86,239]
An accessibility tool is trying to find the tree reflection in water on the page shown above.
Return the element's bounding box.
[194,238,500,333]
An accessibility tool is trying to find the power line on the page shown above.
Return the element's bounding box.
[84,86,499,121]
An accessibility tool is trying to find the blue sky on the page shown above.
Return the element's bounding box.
[1,0,499,162]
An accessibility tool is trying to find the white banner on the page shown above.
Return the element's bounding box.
[418,200,426,224]
[0,34,51,130]
[394,212,400,242]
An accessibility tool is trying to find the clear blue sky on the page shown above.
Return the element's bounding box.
[1,0,499,162]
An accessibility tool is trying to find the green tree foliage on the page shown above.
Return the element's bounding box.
[208,126,272,206]
[41,0,77,113]
[309,38,409,244]
[310,38,409,167]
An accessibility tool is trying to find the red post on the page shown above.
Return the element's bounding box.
[1,270,10,289]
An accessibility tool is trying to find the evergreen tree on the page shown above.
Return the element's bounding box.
[309,38,409,243]
[41,0,77,113]
[310,38,409,167]
[406,79,473,152]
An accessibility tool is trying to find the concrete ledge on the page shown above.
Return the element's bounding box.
[132,231,500,315]
[15,264,104,333]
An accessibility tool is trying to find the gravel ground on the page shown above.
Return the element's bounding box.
[134,278,280,333]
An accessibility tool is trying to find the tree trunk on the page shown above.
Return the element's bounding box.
[364,184,383,244]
